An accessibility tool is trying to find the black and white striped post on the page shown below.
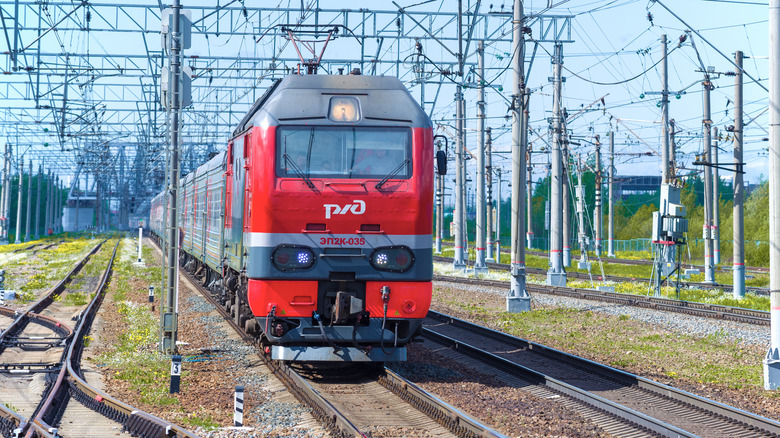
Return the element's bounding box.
[170,355,181,393]
[234,386,244,426]
[149,286,155,303]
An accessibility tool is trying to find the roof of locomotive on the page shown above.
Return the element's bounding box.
[231,74,431,137]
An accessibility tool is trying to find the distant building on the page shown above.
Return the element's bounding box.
[614,175,662,199]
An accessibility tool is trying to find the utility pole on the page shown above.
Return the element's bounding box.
[461,97,468,260]
[527,143,534,249]
[0,144,9,243]
[713,126,721,264]
[608,131,615,257]
[546,42,566,287]
[652,33,685,297]
[486,127,495,262]
[25,160,31,242]
[764,0,780,390]
[14,157,22,243]
[34,165,41,240]
[562,142,571,267]
[162,0,185,353]
[474,40,488,275]
[453,90,466,270]
[45,171,52,236]
[496,167,502,262]
[662,35,671,184]
[75,174,80,232]
[702,74,716,284]
[670,119,677,178]
[733,50,745,299]
[594,135,603,257]
[576,155,589,270]
[435,139,443,255]
[55,176,61,233]
[507,0,530,311]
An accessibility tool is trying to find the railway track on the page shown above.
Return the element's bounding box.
[524,249,770,274]
[179,257,504,438]
[422,310,780,437]
[440,241,770,274]
[434,274,770,326]
[0,238,196,438]
[433,255,770,296]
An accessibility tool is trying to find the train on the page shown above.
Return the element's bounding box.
[149,72,439,361]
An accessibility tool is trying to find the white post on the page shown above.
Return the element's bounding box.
[138,227,143,263]
[733,50,745,299]
[765,0,780,390]
[234,386,245,426]
[474,40,488,274]
[546,42,566,287]
[507,0,530,311]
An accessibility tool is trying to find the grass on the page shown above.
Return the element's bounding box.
[96,238,179,407]
[62,292,92,306]
[441,239,771,288]
[437,292,763,390]
[181,412,221,430]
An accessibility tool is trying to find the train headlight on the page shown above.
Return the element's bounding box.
[328,96,360,122]
[369,246,414,272]
[272,245,316,271]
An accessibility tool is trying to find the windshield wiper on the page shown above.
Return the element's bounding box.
[283,153,316,190]
[375,158,410,190]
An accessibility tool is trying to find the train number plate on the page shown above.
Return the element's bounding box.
[319,237,366,246]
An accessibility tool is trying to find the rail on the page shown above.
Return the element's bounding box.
[424,310,780,437]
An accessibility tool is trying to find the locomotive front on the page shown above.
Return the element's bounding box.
[234,74,433,361]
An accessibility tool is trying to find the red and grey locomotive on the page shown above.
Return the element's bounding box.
[150,73,435,361]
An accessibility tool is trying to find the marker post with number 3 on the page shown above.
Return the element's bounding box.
[170,355,182,393]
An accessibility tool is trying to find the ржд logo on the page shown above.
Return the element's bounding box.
[324,200,366,219]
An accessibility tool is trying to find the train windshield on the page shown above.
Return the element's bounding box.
[277,126,412,179]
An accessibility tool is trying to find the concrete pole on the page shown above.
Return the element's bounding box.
[453,90,466,270]
[0,144,8,242]
[486,128,495,262]
[562,144,571,267]
[160,0,184,353]
[496,168,502,262]
[435,140,443,255]
[764,0,780,390]
[34,165,41,240]
[45,171,52,235]
[547,42,566,286]
[24,160,31,241]
[713,127,721,264]
[608,131,615,257]
[474,40,488,274]
[75,174,80,232]
[702,77,716,284]
[14,157,22,243]
[576,156,588,267]
[733,50,745,299]
[670,119,677,178]
[461,98,468,259]
[3,145,10,242]
[527,143,534,249]
[654,34,672,297]
[163,0,183,353]
[595,136,603,257]
[55,176,60,233]
[507,0,529,311]
[661,34,670,184]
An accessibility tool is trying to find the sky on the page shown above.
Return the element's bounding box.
[0,0,773,192]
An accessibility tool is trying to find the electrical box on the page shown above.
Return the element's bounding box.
[652,212,661,241]
[668,203,686,218]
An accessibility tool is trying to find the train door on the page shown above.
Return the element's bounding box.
[229,136,246,271]
[241,132,252,272]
